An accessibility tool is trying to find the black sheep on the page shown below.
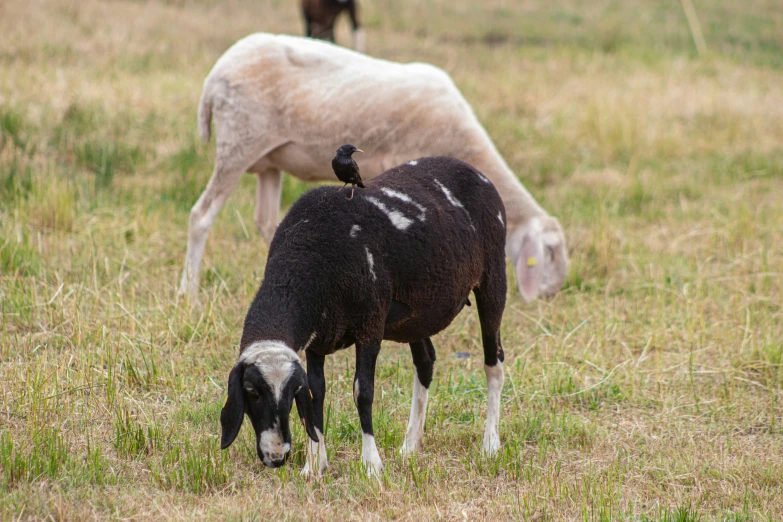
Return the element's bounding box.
[220,157,508,476]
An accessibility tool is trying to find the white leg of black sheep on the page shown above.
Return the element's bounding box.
[400,372,428,455]
[354,341,383,476]
[400,338,435,455]
[482,362,504,455]
[301,427,327,478]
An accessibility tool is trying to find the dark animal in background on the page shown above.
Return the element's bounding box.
[302,0,365,52]
[332,144,365,199]
[220,157,508,476]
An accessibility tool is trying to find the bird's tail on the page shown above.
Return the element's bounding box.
[357,180,366,188]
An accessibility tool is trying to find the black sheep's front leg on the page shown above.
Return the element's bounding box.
[353,340,383,476]
[303,351,328,477]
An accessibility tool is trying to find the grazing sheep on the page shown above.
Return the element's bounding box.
[302,0,364,52]
[220,157,507,476]
[179,33,567,303]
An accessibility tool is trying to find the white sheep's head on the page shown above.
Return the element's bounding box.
[220,342,318,468]
[507,216,568,301]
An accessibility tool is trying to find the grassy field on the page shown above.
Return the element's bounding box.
[2,0,783,519]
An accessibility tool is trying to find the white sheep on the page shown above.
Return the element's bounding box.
[179,33,568,302]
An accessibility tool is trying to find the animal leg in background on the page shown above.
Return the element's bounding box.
[253,168,283,245]
[348,0,365,52]
[179,142,259,301]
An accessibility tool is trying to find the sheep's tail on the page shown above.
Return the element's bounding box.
[197,82,213,143]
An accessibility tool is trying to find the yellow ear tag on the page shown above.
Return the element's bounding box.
[527,256,537,267]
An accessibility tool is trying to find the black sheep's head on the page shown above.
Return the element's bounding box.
[219,342,318,468]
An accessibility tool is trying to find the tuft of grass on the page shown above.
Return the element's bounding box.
[0,156,34,202]
[0,108,29,152]
[75,140,143,188]
[151,438,231,494]
[0,232,40,277]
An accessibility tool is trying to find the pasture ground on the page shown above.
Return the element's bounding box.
[1,0,782,519]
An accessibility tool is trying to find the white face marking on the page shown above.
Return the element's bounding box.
[239,341,300,402]
[302,331,317,351]
[262,362,294,402]
[259,424,290,465]
[408,160,418,166]
[364,246,377,281]
[482,362,504,456]
[401,372,429,455]
[361,433,383,476]
[350,224,361,238]
[380,187,427,221]
[497,211,504,227]
[366,196,413,231]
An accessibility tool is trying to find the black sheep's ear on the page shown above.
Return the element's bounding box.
[294,375,319,443]
[220,362,245,449]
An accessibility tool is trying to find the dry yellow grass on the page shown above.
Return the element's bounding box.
[1,0,783,520]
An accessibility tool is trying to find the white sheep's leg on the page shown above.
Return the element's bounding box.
[178,146,253,301]
[401,338,435,455]
[483,362,504,456]
[354,340,383,476]
[301,428,327,478]
[253,168,282,245]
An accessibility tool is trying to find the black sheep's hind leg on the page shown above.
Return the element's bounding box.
[353,340,383,476]
[401,338,436,455]
[473,255,508,457]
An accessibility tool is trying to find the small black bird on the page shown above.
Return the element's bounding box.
[332,144,365,199]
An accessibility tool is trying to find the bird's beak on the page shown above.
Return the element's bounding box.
[355,149,364,153]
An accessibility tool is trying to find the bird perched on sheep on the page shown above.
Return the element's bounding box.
[332,144,365,199]
[220,157,508,476]
[179,33,567,304]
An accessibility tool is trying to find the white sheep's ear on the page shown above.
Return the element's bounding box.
[515,235,545,302]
